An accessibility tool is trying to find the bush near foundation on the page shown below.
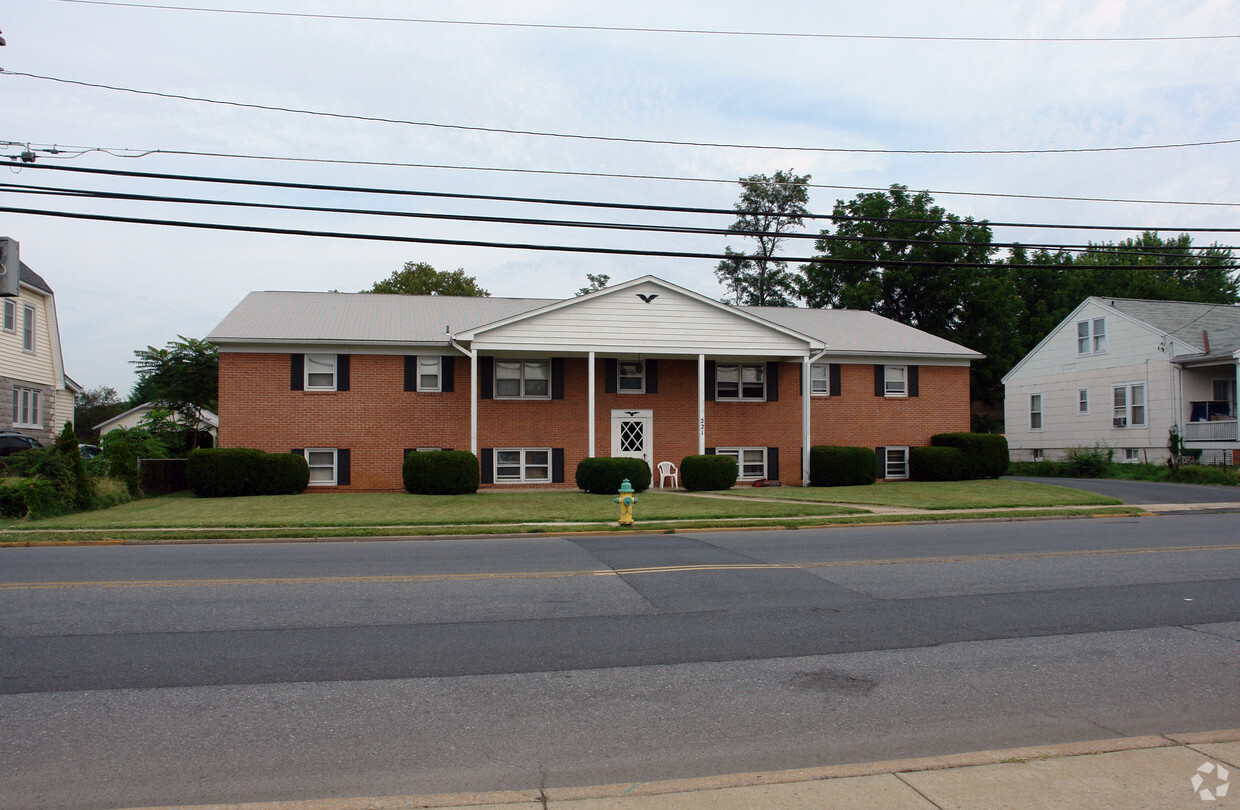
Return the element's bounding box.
[575,457,651,494]
[910,446,966,481]
[187,448,266,497]
[259,453,310,495]
[809,446,877,487]
[930,433,1008,479]
[403,450,480,495]
[680,454,738,491]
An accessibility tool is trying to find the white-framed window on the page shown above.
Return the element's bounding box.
[495,359,550,399]
[22,304,35,353]
[2,299,14,332]
[717,447,766,480]
[494,448,551,483]
[811,363,830,395]
[1112,383,1145,428]
[1077,317,1106,355]
[1031,449,1044,461]
[305,354,337,390]
[1122,448,1140,463]
[1029,393,1043,431]
[885,446,909,479]
[1078,388,1089,415]
[618,360,645,394]
[884,365,907,397]
[11,387,40,428]
[716,363,765,401]
[1212,379,1235,413]
[418,356,442,392]
[304,448,337,485]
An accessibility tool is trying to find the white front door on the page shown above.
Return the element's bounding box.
[611,409,652,467]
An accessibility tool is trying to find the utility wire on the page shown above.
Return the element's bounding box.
[47,0,1240,43]
[7,139,1240,209]
[4,181,1235,260]
[1,205,1234,270]
[5,69,1240,156]
[13,162,1240,234]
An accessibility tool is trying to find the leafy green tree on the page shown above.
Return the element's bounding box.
[575,273,611,296]
[366,262,490,296]
[715,170,810,306]
[73,386,127,443]
[55,421,92,510]
[131,336,218,451]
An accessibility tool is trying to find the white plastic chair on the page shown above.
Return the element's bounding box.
[656,461,679,489]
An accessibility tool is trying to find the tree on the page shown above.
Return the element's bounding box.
[131,336,218,451]
[715,170,811,306]
[366,262,490,296]
[575,273,610,296]
[73,386,127,442]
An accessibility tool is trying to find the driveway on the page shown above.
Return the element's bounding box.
[1008,476,1240,505]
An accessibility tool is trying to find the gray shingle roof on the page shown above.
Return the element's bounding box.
[742,306,982,358]
[19,262,52,294]
[1106,298,1240,358]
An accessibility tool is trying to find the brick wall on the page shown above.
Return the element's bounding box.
[219,354,972,491]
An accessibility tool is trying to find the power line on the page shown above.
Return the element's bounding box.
[2,204,1234,270]
[15,162,1240,234]
[6,69,1240,156]
[47,0,1240,43]
[8,139,1240,209]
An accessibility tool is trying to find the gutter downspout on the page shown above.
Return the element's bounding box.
[451,340,477,457]
[803,349,828,486]
[588,351,595,458]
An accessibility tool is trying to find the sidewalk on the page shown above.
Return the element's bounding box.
[127,729,1239,809]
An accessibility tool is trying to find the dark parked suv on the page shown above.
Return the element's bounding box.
[0,432,40,456]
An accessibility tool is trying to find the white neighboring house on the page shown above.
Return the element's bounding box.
[94,402,219,440]
[1003,297,1240,465]
[0,260,80,443]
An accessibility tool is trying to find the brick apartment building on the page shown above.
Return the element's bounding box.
[207,275,981,490]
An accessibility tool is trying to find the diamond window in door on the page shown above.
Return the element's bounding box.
[620,420,645,453]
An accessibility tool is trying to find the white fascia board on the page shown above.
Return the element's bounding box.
[213,340,460,355]
[824,353,976,366]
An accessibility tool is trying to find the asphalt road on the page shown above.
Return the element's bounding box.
[1008,475,1240,504]
[2,515,1239,809]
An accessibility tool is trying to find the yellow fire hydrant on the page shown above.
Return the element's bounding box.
[615,478,638,526]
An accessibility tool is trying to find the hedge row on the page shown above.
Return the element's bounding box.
[909,446,966,481]
[403,450,480,495]
[930,433,1008,478]
[809,446,877,487]
[575,457,651,494]
[186,448,310,498]
[680,454,739,491]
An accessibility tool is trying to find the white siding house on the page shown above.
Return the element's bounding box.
[1003,297,1240,464]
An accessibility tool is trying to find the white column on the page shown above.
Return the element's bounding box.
[470,350,478,456]
[802,354,811,486]
[698,353,706,455]
[588,351,596,458]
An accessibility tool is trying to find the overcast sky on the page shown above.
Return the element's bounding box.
[3,0,1238,395]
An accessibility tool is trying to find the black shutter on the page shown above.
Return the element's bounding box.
[876,447,887,478]
[337,449,350,486]
[605,358,617,394]
[292,448,302,456]
[874,365,885,397]
[830,364,842,397]
[767,447,780,480]
[552,358,565,399]
[798,363,804,395]
[404,356,417,391]
[705,361,716,401]
[291,354,304,391]
[480,449,493,484]
[766,362,779,402]
[479,356,494,399]
[705,446,716,455]
[552,448,565,483]
[337,355,350,391]
[646,359,658,394]
[441,356,455,392]
[909,365,919,397]
[405,448,414,459]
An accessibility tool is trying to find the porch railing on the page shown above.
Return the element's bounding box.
[1184,419,1238,441]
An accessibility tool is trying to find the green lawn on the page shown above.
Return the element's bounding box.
[717,479,1122,510]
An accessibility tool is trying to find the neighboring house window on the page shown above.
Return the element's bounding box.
[1078,388,1089,415]
[884,365,907,397]
[418,357,441,392]
[715,363,765,400]
[1029,393,1043,431]
[1077,318,1106,355]
[304,449,337,485]
[306,354,337,390]
[2,300,14,332]
[1212,379,1235,414]
[618,360,645,393]
[717,447,766,480]
[12,387,40,428]
[494,448,550,483]
[885,447,909,479]
[1112,383,1145,428]
[22,304,35,353]
[495,360,551,399]
[1123,449,1140,463]
[1031,449,1044,461]
[811,363,829,395]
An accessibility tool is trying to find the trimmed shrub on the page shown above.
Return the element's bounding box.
[910,446,966,481]
[187,447,266,497]
[575,457,652,494]
[930,433,1009,479]
[260,453,311,495]
[57,422,93,511]
[139,458,190,496]
[809,446,877,487]
[403,450,480,495]
[1064,443,1113,478]
[680,454,738,491]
